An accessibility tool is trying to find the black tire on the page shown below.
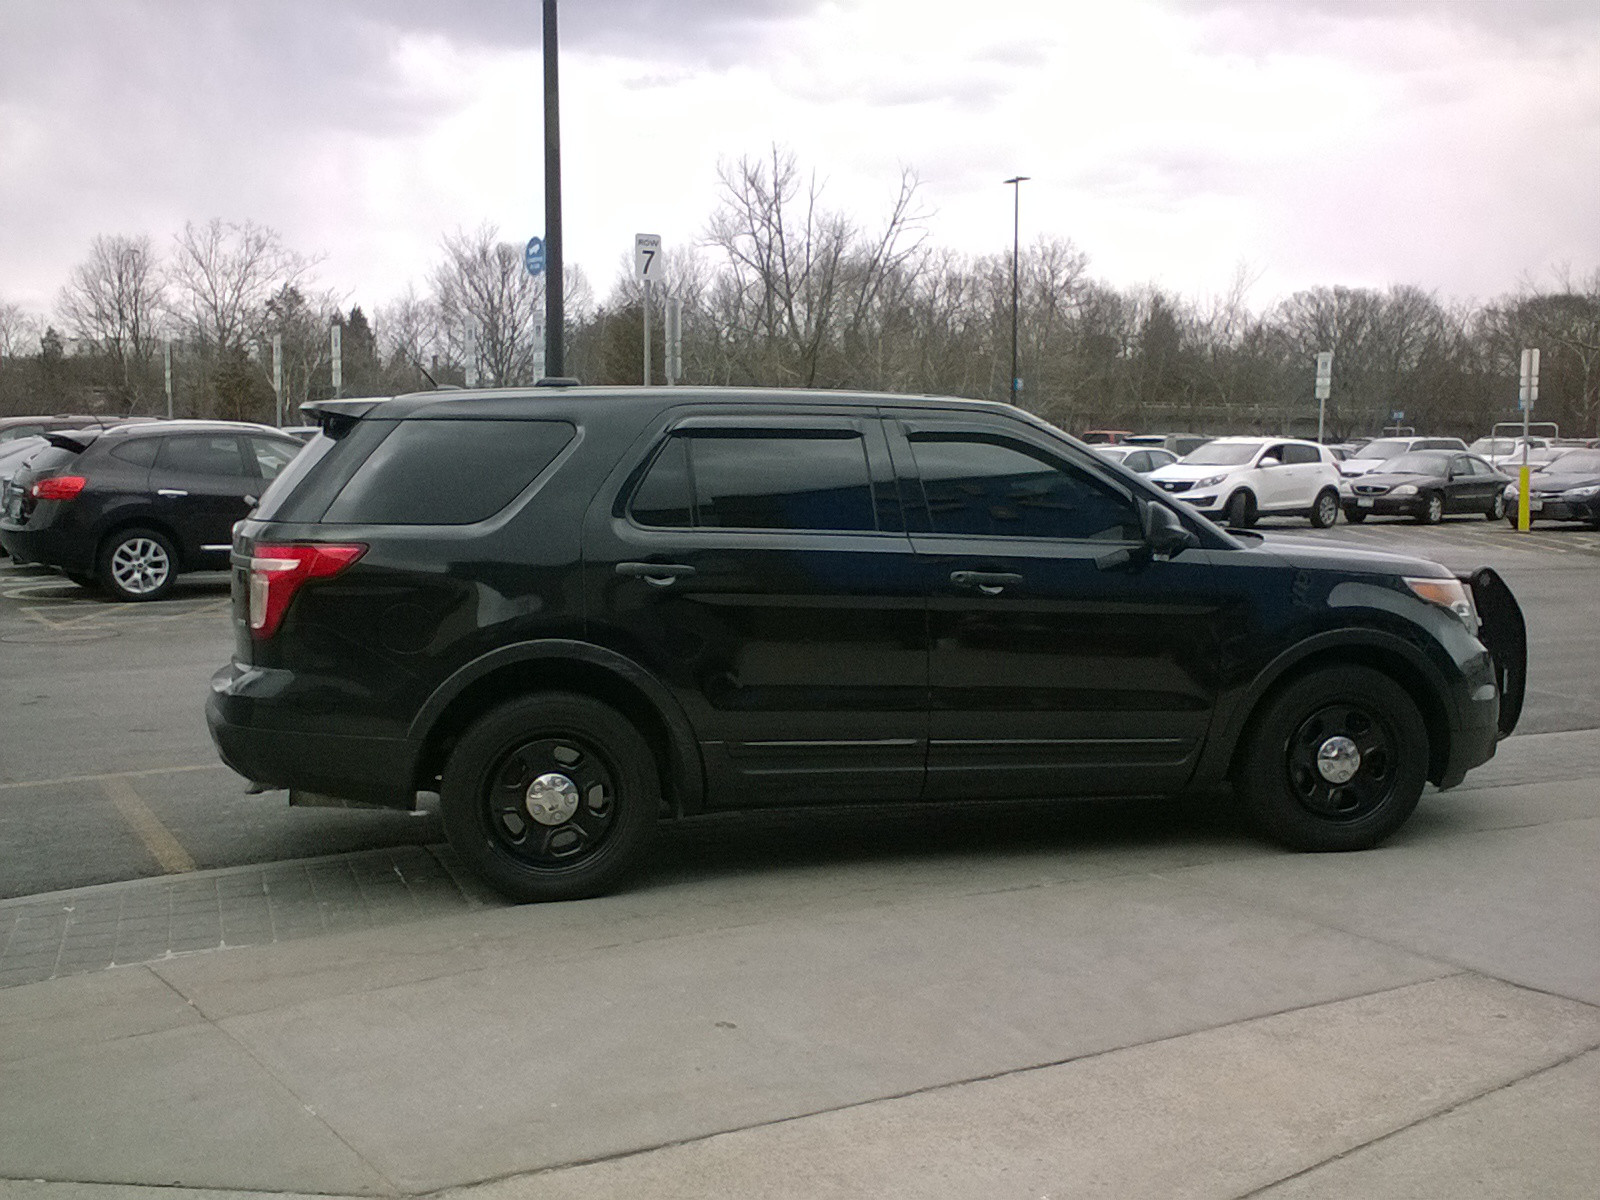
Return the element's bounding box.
[1487,493,1506,521]
[1416,492,1444,525]
[1224,490,1257,528]
[98,527,177,601]
[1235,666,1428,852]
[65,571,99,591]
[1309,489,1340,528]
[1506,512,1523,529]
[1343,507,1367,523]
[440,692,659,902]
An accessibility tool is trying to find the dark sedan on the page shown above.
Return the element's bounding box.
[1344,451,1510,524]
[1503,449,1600,527]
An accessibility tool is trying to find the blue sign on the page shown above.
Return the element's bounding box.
[524,236,545,276]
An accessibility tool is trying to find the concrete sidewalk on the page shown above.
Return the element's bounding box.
[1,751,1597,1197]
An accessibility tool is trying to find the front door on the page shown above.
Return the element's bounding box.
[891,415,1227,800]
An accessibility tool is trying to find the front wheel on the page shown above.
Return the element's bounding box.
[1416,492,1444,524]
[1343,507,1368,523]
[98,528,177,601]
[1236,666,1428,852]
[440,693,659,902]
[1309,489,1340,528]
[1487,493,1506,521]
[1224,490,1257,528]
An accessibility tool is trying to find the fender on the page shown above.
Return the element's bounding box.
[1193,626,1459,787]
[407,637,706,811]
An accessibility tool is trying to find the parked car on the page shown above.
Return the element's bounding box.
[1093,445,1178,473]
[1469,436,1550,469]
[0,414,156,444]
[205,385,1524,903]
[1502,449,1600,527]
[1079,429,1132,445]
[0,420,303,600]
[1343,451,1510,523]
[1147,436,1345,527]
[0,436,49,559]
[1337,436,1468,479]
[1122,432,1212,457]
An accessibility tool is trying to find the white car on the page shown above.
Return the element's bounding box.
[1338,436,1468,478]
[1469,436,1550,470]
[1147,437,1345,528]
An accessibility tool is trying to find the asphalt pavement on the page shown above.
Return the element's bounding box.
[0,521,1597,1197]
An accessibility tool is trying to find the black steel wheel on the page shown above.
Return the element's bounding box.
[1487,492,1506,521]
[1416,492,1444,524]
[98,527,177,601]
[1224,490,1257,528]
[1236,666,1428,851]
[440,693,658,902]
[1309,489,1340,528]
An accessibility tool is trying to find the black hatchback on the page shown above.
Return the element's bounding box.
[0,420,303,600]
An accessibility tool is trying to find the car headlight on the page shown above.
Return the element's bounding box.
[1193,474,1227,488]
[1563,484,1600,499]
[1403,577,1477,631]
[1390,484,1417,496]
[1503,483,1517,499]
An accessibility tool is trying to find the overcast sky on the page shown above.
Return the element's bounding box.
[3,0,1598,321]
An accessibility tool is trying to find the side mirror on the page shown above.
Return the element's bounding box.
[1141,499,1200,559]
[1258,455,1282,468]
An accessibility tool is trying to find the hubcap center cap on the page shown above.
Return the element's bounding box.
[1316,736,1361,784]
[525,773,580,826]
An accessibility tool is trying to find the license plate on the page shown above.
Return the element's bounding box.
[1529,498,1543,512]
[1357,498,1374,508]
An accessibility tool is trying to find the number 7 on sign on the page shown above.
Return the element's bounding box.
[634,233,662,279]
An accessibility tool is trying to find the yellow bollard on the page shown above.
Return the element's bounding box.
[1517,464,1531,532]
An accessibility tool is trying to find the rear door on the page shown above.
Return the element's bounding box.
[892,412,1225,800]
[585,409,928,808]
[149,433,255,563]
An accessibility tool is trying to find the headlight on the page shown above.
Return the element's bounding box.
[1390,484,1417,496]
[1404,576,1477,631]
[1193,474,1227,488]
[1503,483,1517,499]
[1563,484,1600,499]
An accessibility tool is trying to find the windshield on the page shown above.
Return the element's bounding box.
[1544,451,1600,474]
[1352,438,1410,461]
[1182,442,1259,466]
[1470,438,1514,456]
[1380,452,1451,476]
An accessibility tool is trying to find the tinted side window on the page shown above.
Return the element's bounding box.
[693,433,875,532]
[910,434,1140,540]
[322,419,574,525]
[108,439,160,467]
[249,436,300,481]
[630,437,691,528]
[1281,444,1320,465]
[158,435,246,476]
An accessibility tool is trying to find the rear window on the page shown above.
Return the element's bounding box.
[321,419,575,525]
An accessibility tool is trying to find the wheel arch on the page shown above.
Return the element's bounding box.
[408,640,705,818]
[1207,634,1455,788]
[95,512,186,569]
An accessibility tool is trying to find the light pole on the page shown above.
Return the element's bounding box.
[1004,176,1028,404]
[543,0,564,377]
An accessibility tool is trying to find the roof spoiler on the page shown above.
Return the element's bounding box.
[300,397,387,438]
[43,430,100,452]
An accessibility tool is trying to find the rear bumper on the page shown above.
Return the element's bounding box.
[0,523,95,574]
[207,663,421,809]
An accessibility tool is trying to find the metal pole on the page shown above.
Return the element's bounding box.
[543,0,564,377]
[1005,176,1028,403]
[163,339,173,419]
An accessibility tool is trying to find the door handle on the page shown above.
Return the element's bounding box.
[157,489,188,497]
[616,561,697,587]
[950,570,1023,596]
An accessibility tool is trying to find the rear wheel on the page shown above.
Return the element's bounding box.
[1309,489,1340,528]
[1236,666,1428,851]
[1224,490,1257,528]
[98,528,177,601]
[440,693,659,902]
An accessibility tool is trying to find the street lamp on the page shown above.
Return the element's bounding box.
[1004,176,1029,404]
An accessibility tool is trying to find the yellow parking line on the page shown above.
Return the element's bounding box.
[101,775,197,874]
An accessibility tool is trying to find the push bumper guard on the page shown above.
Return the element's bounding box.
[1460,567,1526,738]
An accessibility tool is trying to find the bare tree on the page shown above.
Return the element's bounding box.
[56,234,167,411]
[430,225,551,386]
[0,299,40,359]
[168,219,318,354]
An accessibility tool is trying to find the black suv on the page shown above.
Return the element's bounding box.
[206,387,1526,902]
[0,420,303,600]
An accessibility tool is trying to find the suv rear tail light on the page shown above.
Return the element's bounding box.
[247,543,366,639]
[31,475,87,501]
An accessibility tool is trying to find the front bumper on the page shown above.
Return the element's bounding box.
[207,662,421,809]
[1345,495,1426,518]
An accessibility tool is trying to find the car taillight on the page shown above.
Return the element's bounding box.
[247,543,366,639]
[31,475,87,501]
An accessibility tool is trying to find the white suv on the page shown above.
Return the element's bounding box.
[1147,437,1344,527]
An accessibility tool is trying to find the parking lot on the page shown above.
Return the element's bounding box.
[1,517,1597,1197]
